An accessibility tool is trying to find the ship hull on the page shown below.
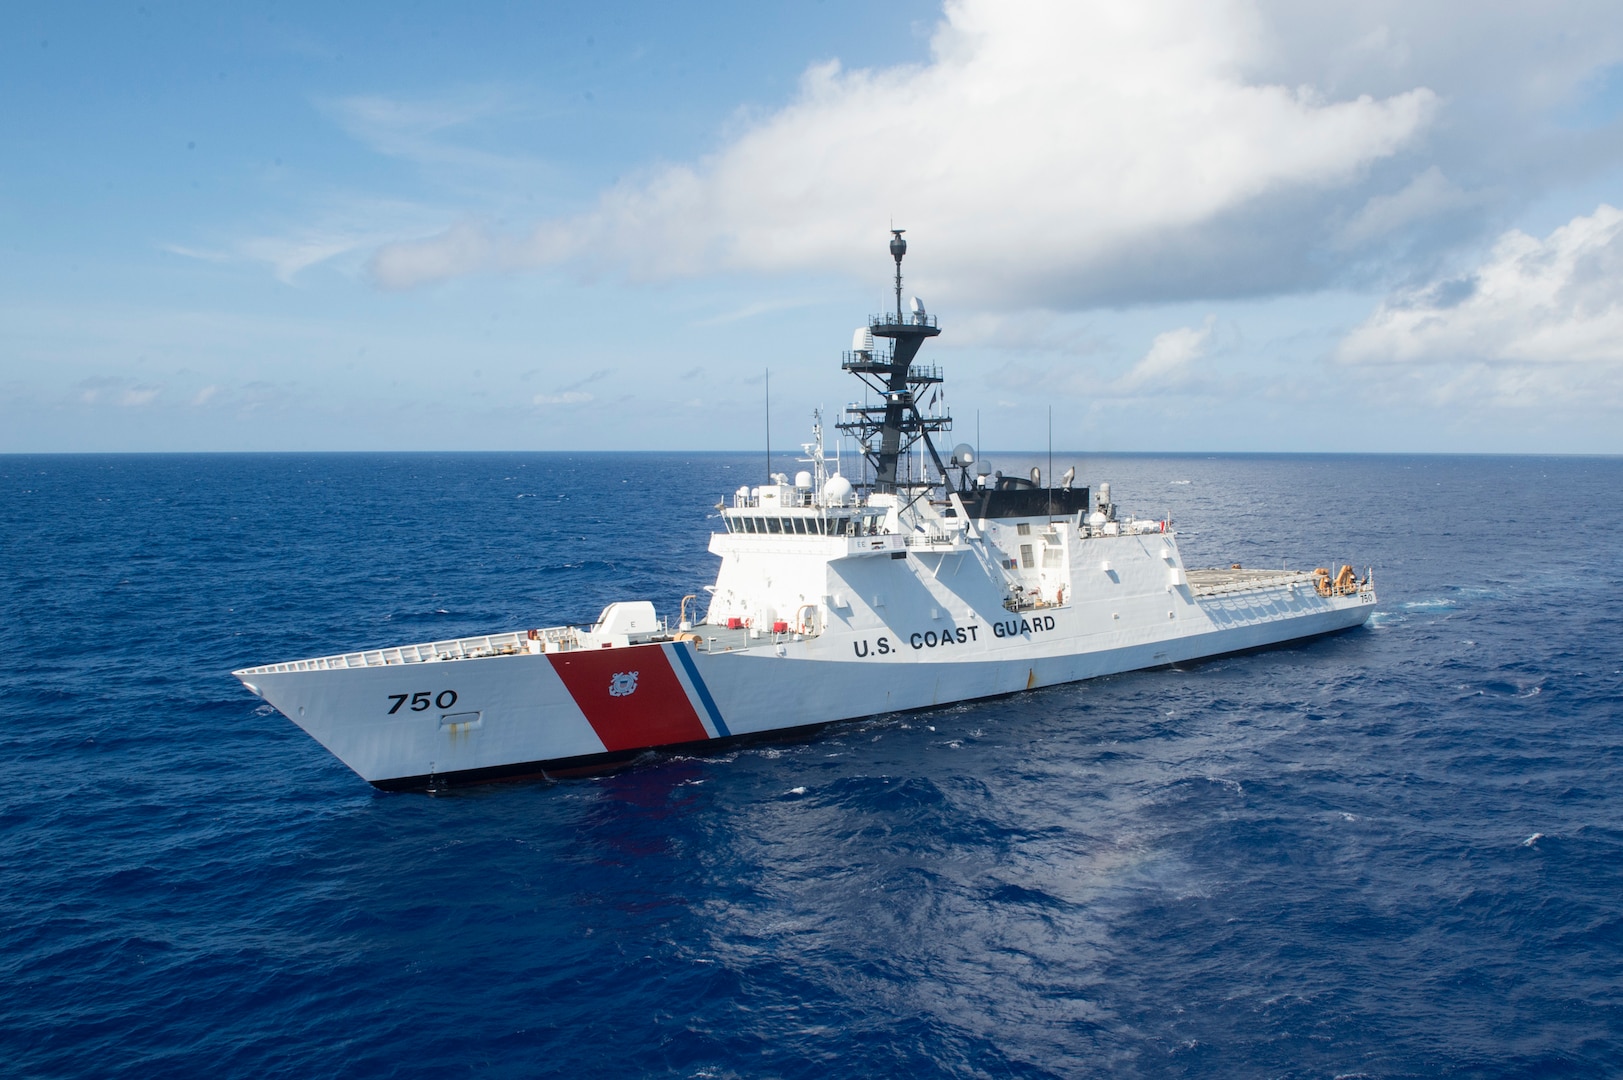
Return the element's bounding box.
[238,589,1374,791]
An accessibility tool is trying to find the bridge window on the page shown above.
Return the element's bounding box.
[1020,544,1035,569]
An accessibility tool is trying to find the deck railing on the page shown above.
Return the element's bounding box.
[237,630,534,675]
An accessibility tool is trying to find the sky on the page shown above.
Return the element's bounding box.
[4,0,1623,454]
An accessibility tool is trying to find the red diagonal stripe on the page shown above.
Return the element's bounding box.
[547,644,709,752]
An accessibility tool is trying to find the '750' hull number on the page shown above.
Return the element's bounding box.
[388,690,459,714]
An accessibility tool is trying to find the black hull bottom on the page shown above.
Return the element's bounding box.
[372,721,836,793]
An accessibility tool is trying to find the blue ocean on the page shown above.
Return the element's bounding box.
[3,451,1620,1079]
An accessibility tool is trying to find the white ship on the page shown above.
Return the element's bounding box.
[235,232,1376,791]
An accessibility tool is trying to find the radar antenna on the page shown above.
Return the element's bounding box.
[837,230,949,493]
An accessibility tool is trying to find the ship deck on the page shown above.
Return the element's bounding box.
[1185,568,1315,596]
[233,622,788,677]
[234,631,535,676]
[234,569,1342,678]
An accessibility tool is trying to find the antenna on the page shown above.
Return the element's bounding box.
[1047,406,1053,519]
[765,368,771,481]
[837,228,943,493]
[889,229,907,320]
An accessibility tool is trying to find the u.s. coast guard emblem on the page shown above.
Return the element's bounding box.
[608,671,639,697]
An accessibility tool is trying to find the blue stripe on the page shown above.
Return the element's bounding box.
[672,642,730,738]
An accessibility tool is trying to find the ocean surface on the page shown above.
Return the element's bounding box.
[3,451,1621,1079]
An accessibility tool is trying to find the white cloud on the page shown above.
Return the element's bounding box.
[1336,166,1475,249]
[1116,317,1216,392]
[322,90,566,196]
[372,221,496,290]
[369,0,1437,301]
[237,232,377,285]
[1251,1,1623,114]
[533,391,593,406]
[71,378,165,408]
[169,197,461,285]
[1337,204,1623,404]
[690,297,819,327]
[324,91,521,174]
[161,244,232,265]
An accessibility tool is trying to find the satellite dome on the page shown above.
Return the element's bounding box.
[949,442,975,467]
[823,473,853,505]
[794,470,813,490]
